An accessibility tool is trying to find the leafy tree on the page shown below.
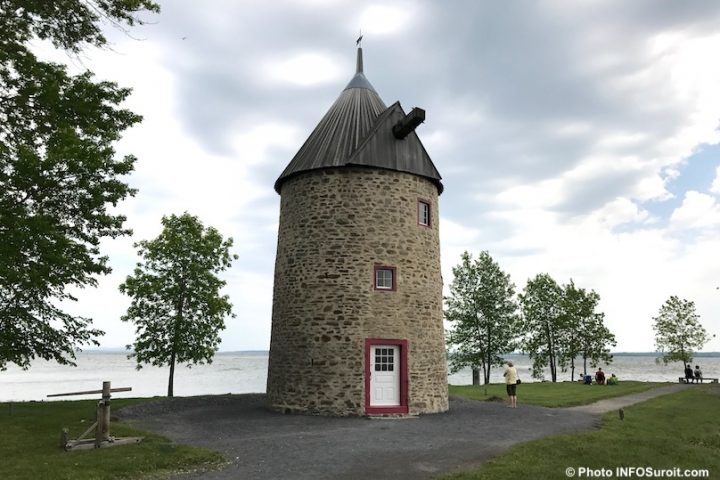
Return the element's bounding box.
[578,312,615,377]
[653,296,712,369]
[0,0,159,370]
[445,251,519,385]
[557,280,584,380]
[559,280,615,380]
[519,273,564,382]
[120,213,237,397]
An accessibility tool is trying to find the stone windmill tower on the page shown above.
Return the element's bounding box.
[267,46,447,416]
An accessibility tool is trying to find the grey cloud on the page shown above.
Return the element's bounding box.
[555,168,646,215]
[134,0,720,225]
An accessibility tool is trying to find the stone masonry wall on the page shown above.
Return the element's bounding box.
[267,167,448,416]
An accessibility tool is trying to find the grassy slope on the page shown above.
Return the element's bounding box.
[0,398,223,480]
[441,385,720,480]
[449,381,666,407]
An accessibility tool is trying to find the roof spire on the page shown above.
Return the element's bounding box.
[343,36,375,92]
[356,31,364,73]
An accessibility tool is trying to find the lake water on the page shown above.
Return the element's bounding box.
[1,351,718,402]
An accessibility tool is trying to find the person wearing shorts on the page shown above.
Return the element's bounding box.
[503,360,518,408]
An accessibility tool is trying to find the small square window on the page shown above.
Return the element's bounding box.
[418,200,430,227]
[374,266,396,291]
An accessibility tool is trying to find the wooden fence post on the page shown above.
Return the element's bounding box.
[94,402,103,448]
[101,381,111,441]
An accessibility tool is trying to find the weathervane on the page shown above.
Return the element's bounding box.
[356,30,363,47]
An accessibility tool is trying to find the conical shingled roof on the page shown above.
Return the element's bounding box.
[274,48,443,194]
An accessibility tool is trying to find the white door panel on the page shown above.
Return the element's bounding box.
[370,345,400,406]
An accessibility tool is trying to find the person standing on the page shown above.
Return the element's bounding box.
[503,360,518,408]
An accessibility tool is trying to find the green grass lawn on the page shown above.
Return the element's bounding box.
[449,381,667,407]
[0,398,224,480]
[440,385,720,480]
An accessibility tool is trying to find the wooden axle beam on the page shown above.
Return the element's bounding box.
[392,107,425,139]
[65,437,143,451]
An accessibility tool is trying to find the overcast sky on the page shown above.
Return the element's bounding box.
[48,0,720,352]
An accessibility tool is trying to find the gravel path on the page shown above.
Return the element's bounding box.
[118,394,597,480]
[117,384,696,479]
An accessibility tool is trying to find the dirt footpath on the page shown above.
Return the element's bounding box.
[565,383,689,415]
[118,394,596,480]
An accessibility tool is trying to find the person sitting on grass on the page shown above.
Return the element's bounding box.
[685,364,694,384]
[595,367,605,385]
[606,373,618,385]
[694,365,703,383]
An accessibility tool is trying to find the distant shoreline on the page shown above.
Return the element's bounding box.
[83,348,271,354]
[609,352,720,357]
[83,349,720,357]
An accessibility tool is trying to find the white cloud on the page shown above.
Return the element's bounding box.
[263,53,343,86]
[448,199,699,353]
[711,166,720,194]
[229,123,301,167]
[439,217,482,286]
[358,4,416,35]
[588,198,649,228]
[646,33,720,160]
[669,191,720,229]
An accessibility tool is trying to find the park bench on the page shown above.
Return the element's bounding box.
[678,377,719,384]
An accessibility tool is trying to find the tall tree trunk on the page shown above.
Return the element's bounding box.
[472,367,480,386]
[679,344,688,376]
[168,350,176,397]
[570,357,575,382]
[486,325,492,385]
[549,347,557,382]
[473,318,482,386]
[583,355,588,376]
[546,321,557,382]
[548,348,557,382]
[169,292,185,398]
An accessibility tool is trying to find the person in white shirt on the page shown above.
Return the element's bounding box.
[694,365,703,383]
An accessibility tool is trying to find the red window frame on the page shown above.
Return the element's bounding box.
[373,265,396,291]
[417,199,431,227]
[364,338,409,415]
